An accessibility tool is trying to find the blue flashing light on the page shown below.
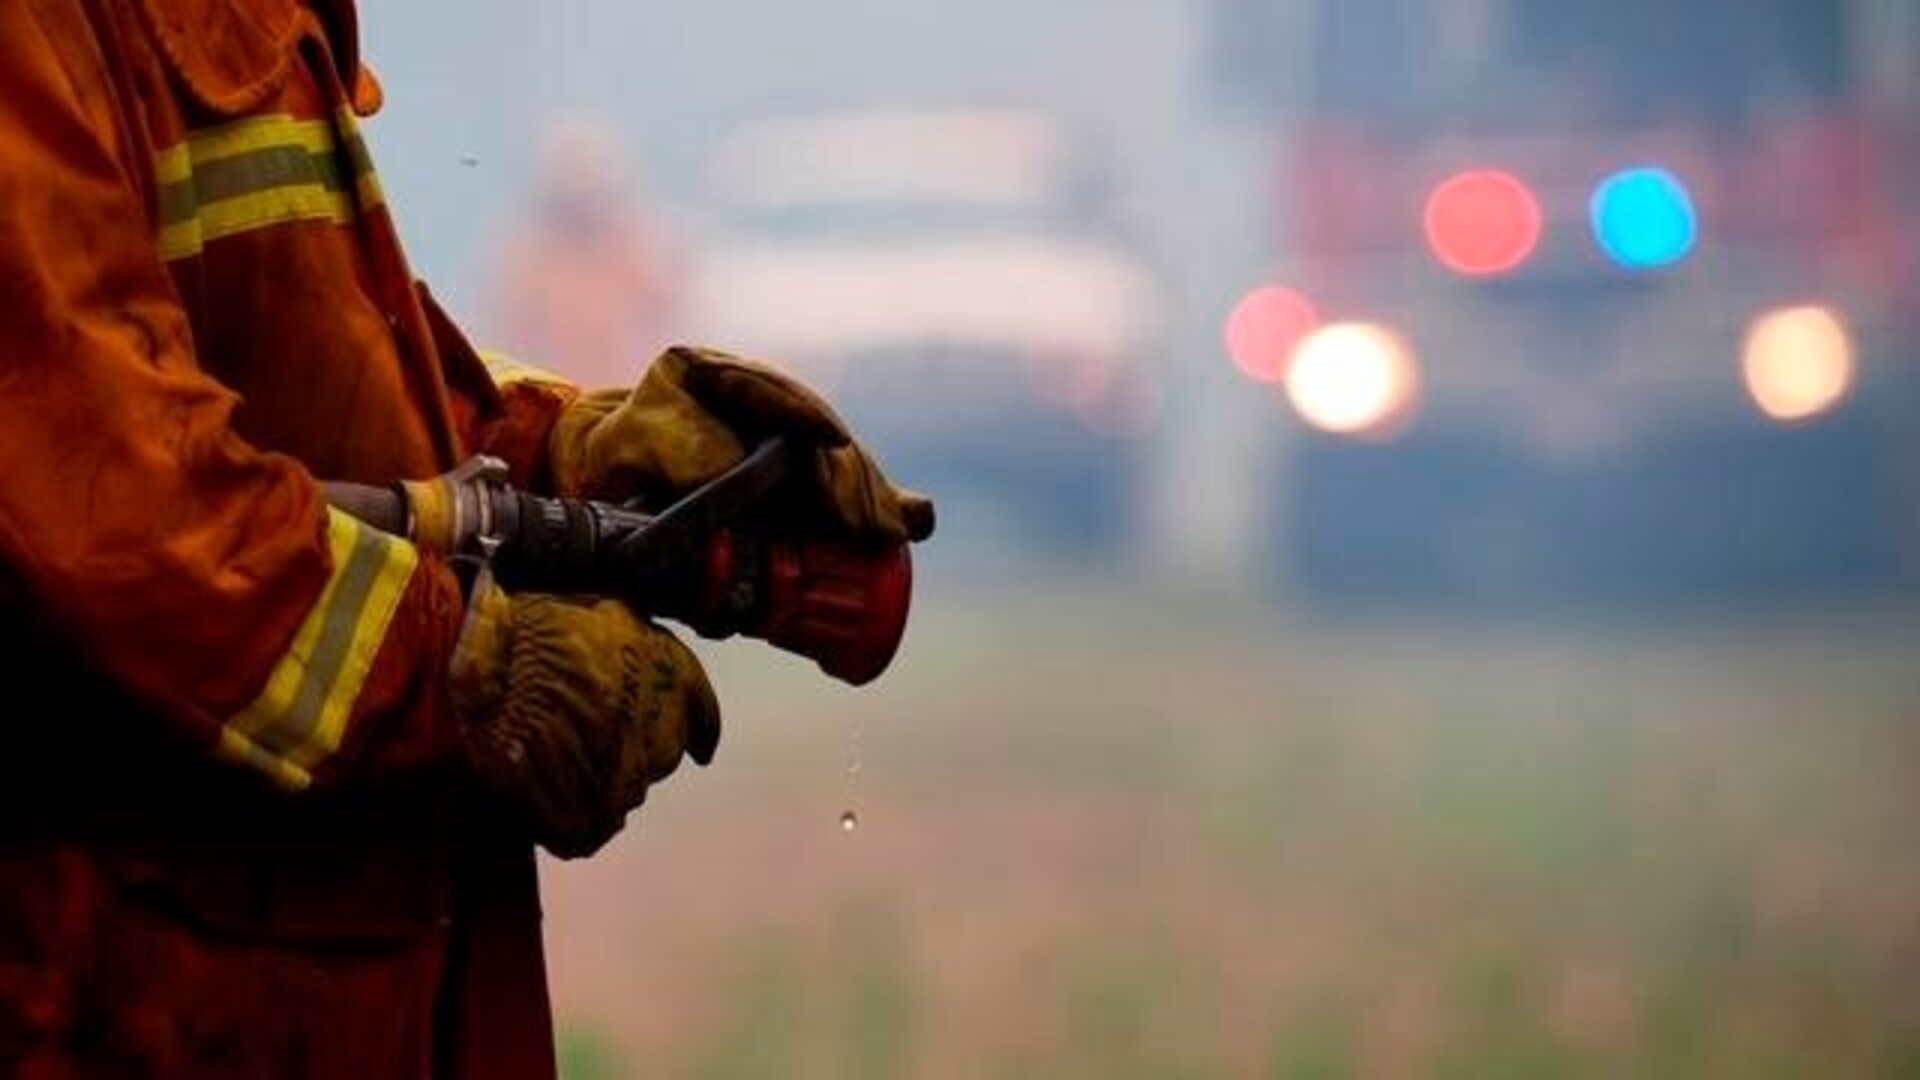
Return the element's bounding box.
[1589,167,1698,270]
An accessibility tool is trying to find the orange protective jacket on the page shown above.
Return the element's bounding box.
[0,1,580,1076]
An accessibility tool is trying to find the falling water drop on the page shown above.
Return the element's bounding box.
[840,722,863,834]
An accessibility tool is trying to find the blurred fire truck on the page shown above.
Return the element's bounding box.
[1216,0,1920,609]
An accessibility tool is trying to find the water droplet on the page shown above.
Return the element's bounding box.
[459,155,481,168]
[839,810,859,833]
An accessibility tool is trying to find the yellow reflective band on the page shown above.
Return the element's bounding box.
[154,142,193,186]
[334,107,387,211]
[197,185,353,244]
[478,348,572,388]
[186,114,334,165]
[158,220,205,263]
[154,112,386,261]
[217,508,420,791]
[158,190,353,261]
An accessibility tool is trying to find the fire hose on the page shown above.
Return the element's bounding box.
[321,438,914,687]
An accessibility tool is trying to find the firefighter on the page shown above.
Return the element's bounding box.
[0,1,931,1077]
[482,116,685,389]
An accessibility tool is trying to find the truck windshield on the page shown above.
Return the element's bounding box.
[1310,0,1851,129]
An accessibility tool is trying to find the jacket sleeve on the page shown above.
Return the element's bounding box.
[0,1,464,793]
[416,281,581,493]
[470,348,582,492]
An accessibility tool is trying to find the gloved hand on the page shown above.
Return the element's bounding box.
[546,345,935,545]
[447,576,720,859]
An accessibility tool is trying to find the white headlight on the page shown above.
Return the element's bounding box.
[1285,322,1421,439]
[1742,305,1854,425]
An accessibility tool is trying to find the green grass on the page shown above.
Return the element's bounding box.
[548,581,1920,1078]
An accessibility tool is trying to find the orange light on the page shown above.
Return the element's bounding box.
[1285,322,1420,439]
[1742,305,1854,424]
[1225,286,1319,384]
[1424,169,1543,277]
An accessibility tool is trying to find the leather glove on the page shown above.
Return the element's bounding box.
[546,345,935,544]
[447,576,720,859]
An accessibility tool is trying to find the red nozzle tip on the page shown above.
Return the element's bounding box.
[830,544,912,686]
[763,540,914,687]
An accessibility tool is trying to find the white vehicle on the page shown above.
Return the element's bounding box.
[685,108,1163,555]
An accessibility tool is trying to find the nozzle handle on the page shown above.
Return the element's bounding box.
[610,437,795,578]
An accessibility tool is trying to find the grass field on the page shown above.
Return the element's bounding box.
[539,575,1920,1078]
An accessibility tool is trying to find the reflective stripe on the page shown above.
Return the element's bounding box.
[154,142,193,186]
[154,112,386,261]
[478,348,572,388]
[186,114,334,164]
[217,508,419,791]
[333,107,387,211]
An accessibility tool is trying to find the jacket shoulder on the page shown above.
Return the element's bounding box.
[132,0,381,118]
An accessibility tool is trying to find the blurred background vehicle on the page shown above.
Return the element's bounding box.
[682,107,1164,562]
[1220,0,1920,610]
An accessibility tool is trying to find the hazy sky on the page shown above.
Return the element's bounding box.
[358,2,1208,311]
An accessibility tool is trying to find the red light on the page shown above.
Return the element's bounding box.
[1423,169,1543,277]
[1225,286,1319,384]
